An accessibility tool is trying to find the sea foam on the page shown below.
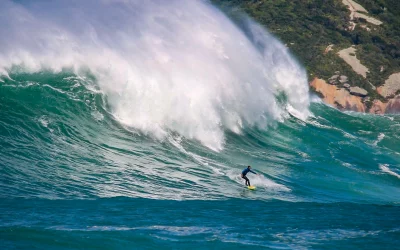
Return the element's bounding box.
[0,0,309,150]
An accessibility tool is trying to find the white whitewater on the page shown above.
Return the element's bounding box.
[0,0,309,150]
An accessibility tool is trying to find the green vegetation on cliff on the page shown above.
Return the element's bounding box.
[212,0,400,103]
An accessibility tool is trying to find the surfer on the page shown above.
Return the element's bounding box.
[241,166,257,186]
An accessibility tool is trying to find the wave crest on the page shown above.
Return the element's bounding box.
[0,0,309,150]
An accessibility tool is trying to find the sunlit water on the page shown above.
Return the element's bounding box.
[0,0,399,249]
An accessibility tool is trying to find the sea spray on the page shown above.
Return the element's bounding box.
[0,0,309,150]
[1,2,400,248]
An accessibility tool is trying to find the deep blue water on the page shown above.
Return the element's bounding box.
[2,198,400,249]
[1,0,400,249]
[1,71,399,249]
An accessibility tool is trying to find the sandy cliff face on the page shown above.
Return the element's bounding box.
[310,78,400,114]
[309,1,399,115]
[367,97,400,114]
[386,96,400,114]
[369,100,386,114]
[310,78,365,112]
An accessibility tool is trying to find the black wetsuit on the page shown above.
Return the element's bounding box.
[241,168,256,186]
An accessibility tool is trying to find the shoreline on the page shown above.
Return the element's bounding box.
[310,77,400,114]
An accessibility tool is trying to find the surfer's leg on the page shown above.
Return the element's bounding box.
[244,176,250,186]
[241,175,248,186]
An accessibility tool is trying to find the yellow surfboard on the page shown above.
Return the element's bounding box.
[247,185,256,190]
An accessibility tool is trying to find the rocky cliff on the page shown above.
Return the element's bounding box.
[311,77,400,114]
[213,0,400,114]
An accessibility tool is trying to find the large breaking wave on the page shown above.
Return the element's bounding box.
[1,2,400,248]
[0,0,309,150]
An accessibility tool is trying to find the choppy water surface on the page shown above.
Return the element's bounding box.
[0,0,399,249]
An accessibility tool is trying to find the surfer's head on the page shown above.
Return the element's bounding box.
[248,166,251,169]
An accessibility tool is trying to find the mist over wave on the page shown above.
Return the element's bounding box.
[0,0,309,150]
[1,2,400,248]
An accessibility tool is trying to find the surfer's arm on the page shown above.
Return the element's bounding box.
[250,170,257,174]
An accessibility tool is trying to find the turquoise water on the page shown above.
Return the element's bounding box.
[1,71,399,249]
[1,0,400,249]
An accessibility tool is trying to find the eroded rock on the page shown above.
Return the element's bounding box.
[339,75,348,83]
[369,100,386,114]
[328,75,340,85]
[386,95,400,113]
[349,86,368,97]
[310,78,399,114]
[377,72,400,98]
[310,78,365,112]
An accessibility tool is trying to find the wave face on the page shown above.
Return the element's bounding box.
[0,0,309,150]
[0,0,399,249]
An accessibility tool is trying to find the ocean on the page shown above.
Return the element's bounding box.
[0,0,399,249]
